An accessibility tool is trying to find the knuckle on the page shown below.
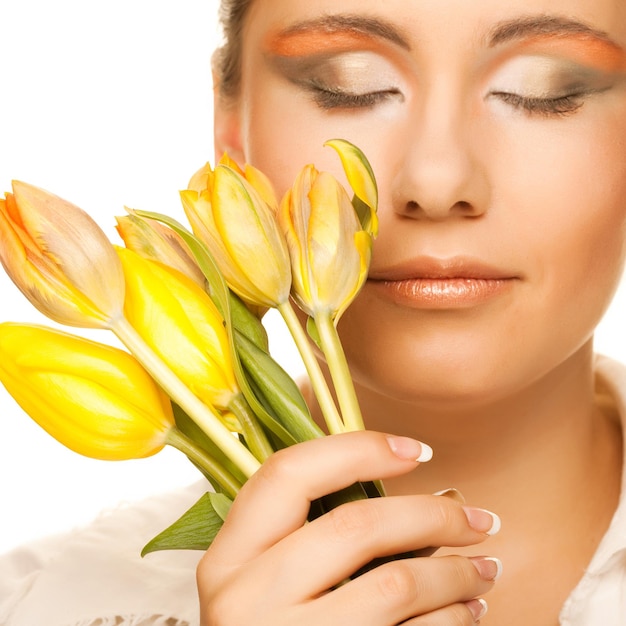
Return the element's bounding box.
[200,582,241,626]
[449,556,480,589]
[254,446,301,487]
[196,549,233,603]
[427,498,459,530]
[196,551,214,590]
[325,499,382,542]
[247,446,301,492]
[373,560,426,606]
[197,543,223,578]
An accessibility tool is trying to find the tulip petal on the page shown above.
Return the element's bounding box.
[243,164,279,209]
[211,165,291,306]
[187,162,213,194]
[116,212,206,287]
[324,139,379,237]
[118,248,240,414]
[280,164,369,319]
[0,197,113,327]
[10,181,125,321]
[0,323,174,460]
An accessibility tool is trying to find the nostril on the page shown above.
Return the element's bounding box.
[453,200,482,216]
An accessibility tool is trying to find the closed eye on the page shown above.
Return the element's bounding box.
[489,89,599,116]
[307,83,402,110]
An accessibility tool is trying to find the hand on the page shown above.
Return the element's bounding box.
[197,431,500,625]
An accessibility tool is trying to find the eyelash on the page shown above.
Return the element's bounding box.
[304,82,599,116]
[306,83,401,110]
[490,91,589,117]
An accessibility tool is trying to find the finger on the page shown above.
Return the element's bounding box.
[401,598,489,625]
[244,495,500,599]
[310,555,500,626]
[205,431,432,569]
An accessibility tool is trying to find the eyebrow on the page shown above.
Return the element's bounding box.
[488,15,623,50]
[265,13,625,61]
[264,14,411,55]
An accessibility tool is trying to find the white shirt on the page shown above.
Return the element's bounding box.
[1,355,625,626]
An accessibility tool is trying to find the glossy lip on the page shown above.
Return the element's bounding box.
[368,257,520,309]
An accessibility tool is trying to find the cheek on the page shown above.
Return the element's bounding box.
[240,69,407,198]
[499,107,626,341]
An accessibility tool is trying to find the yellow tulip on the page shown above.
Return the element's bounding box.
[116,247,240,425]
[187,161,214,195]
[187,155,278,210]
[279,165,372,321]
[180,160,291,308]
[0,323,174,460]
[0,181,125,329]
[324,139,379,236]
[115,213,206,287]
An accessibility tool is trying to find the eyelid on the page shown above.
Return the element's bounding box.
[270,49,404,102]
[487,54,612,99]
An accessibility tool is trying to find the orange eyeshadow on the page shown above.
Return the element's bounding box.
[514,35,626,73]
[264,30,383,57]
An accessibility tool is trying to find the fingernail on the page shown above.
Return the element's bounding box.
[463,507,501,536]
[465,598,489,621]
[386,436,433,462]
[470,556,503,582]
[432,487,466,503]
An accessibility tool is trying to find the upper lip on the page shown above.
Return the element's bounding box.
[368,256,519,281]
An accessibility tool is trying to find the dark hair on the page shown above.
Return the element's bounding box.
[214,0,253,100]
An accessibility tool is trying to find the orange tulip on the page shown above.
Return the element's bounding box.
[0,181,124,328]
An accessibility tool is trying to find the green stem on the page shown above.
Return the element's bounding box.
[110,316,261,478]
[228,392,274,462]
[315,311,365,432]
[277,301,344,435]
[166,427,243,499]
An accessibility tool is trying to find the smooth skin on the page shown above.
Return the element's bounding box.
[199,0,626,623]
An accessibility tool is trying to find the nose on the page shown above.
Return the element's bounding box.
[391,95,490,221]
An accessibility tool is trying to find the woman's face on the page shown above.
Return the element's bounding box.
[218,0,626,407]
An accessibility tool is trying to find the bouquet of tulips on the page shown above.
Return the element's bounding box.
[0,140,382,556]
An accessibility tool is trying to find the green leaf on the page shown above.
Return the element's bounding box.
[306,316,322,351]
[141,492,232,555]
[210,492,233,522]
[229,291,269,351]
[235,330,324,444]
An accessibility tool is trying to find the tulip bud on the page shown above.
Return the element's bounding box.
[180,162,291,308]
[0,323,175,460]
[116,247,240,426]
[115,213,206,287]
[279,165,372,321]
[0,181,125,329]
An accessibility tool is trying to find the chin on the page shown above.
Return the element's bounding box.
[349,349,517,409]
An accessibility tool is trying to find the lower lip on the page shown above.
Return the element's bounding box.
[369,277,515,309]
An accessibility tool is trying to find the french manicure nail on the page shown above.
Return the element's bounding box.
[432,487,466,503]
[470,556,503,582]
[386,436,433,462]
[463,507,501,536]
[465,598,489,621]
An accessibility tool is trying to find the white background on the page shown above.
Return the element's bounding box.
[1,0,625,554]
[0,0,303,554]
